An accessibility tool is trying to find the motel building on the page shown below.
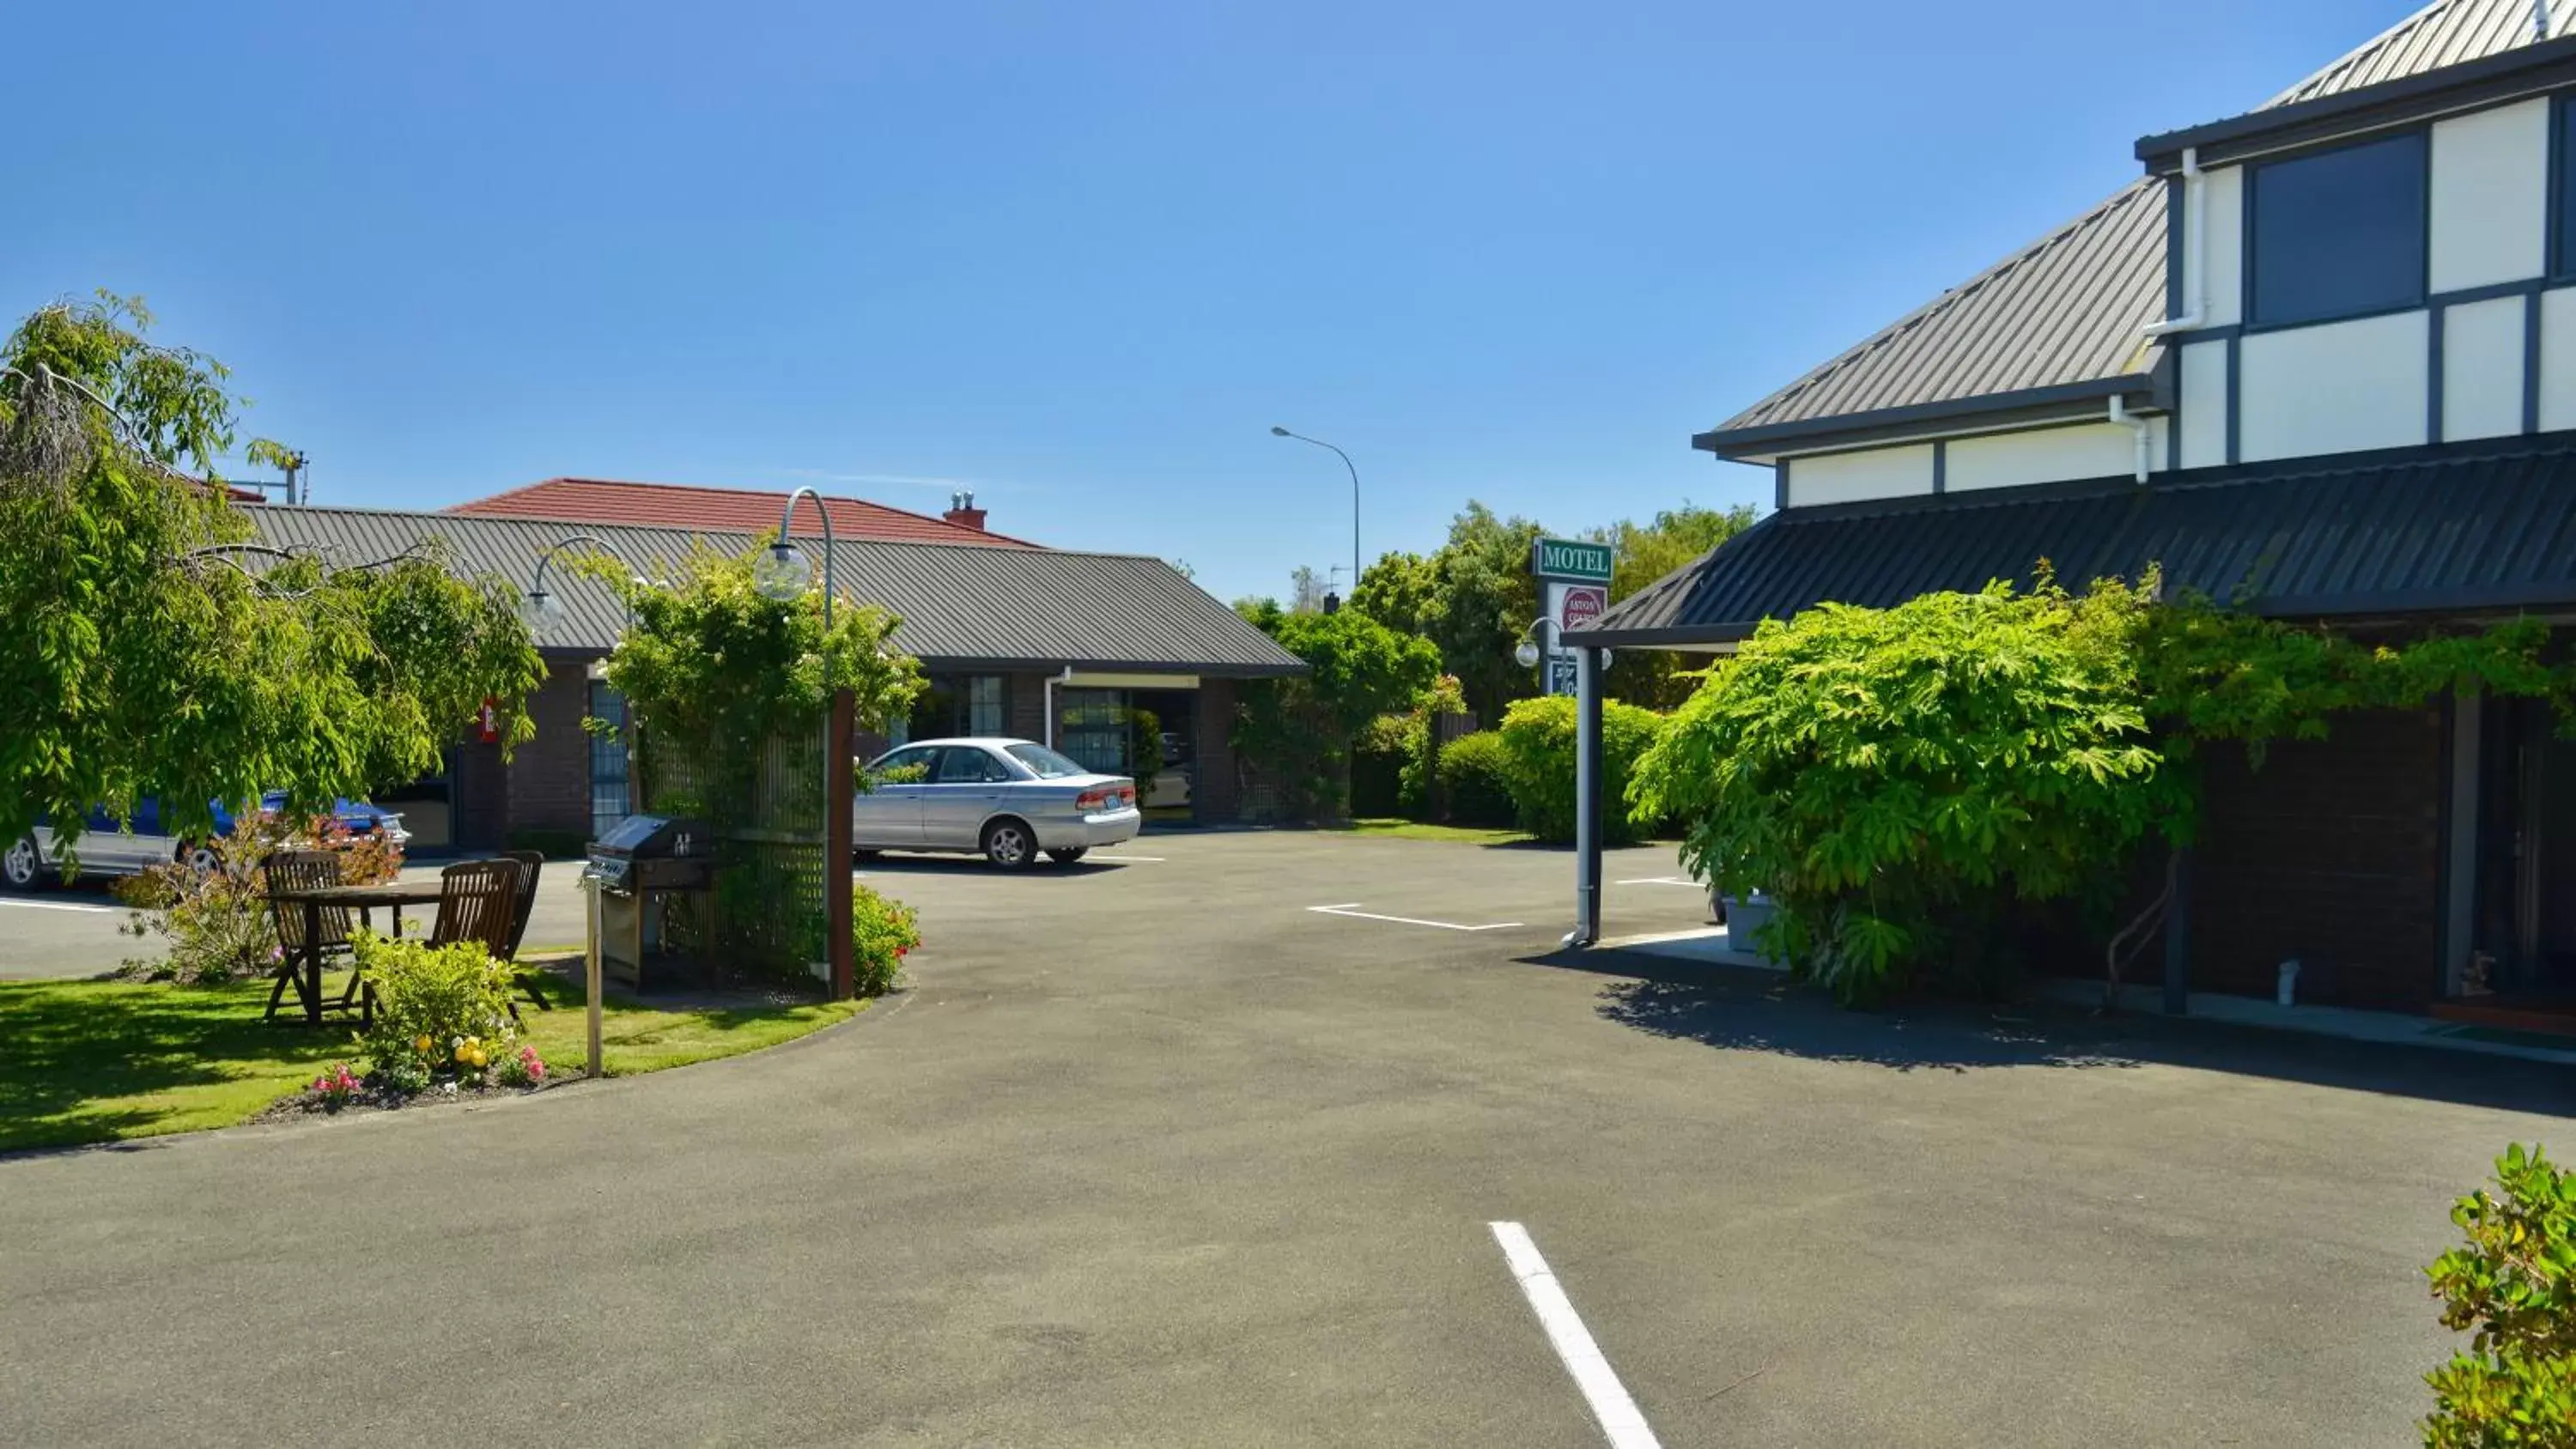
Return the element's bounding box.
[245,476,1302,852]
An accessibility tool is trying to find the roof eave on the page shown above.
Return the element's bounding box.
[1695,373,2159,458]
[2136,33,2576,171]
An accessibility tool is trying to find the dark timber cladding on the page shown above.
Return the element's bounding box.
[1571,439,2576,647]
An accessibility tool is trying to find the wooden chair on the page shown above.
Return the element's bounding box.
[262,850,362,1023]
[499,849,551,1010]
[430,858,527,1024]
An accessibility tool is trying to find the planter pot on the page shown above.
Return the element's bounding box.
[1722,893,1780,961]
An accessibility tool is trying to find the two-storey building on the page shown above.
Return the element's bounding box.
[1575,0,2576,1020]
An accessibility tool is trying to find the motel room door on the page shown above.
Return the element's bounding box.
[2476,698,2576,992]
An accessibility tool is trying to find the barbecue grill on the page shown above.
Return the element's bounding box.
[582,815,717,990]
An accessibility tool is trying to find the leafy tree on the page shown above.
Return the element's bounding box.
[2424,1143,2576,1447]
[1398,503,1545,724]
[1351,549,1438,638]
[1593,501,1758,710]
[1234,608,1441,821]
[0,293,544,856]
[1288,564,1337,615]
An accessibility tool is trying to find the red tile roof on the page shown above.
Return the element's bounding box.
[445,476,1036,548]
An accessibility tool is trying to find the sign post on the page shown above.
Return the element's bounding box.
[1530,537,1613,948]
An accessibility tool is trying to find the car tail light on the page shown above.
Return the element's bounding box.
[1075,784,1137,811]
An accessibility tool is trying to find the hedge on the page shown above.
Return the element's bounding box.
[1495,694,1666,846]
[1433,731,1517,828]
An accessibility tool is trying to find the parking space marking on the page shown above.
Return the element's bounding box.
[0,897,119,914]
[1489,1222,1664,1449]
[1306,903,1523,932]
[1087,854,1165,863]
[1615,876,1698,887]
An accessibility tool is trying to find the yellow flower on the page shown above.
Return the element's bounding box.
[454,1042,471,1063]
[465,1046,489,1068]
[415,1035,434,1056]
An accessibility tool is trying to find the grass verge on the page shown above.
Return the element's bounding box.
[1335,818,1534,846]
[0,964,864,1155]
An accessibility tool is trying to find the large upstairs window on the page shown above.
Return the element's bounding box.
[2248,131,2427,327]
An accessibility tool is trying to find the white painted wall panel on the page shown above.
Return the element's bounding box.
[2178,338,2229,469]
[2195,165,2245,329]
[2430,100,2549,293]
[2238,311,2429,462]
[1944,420,2167,491]
[1785,443,1935,506]
[2443,295,2526,442]
[2541,288,2576,431]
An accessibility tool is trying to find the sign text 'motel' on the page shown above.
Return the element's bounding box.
[1532,537,1613,584]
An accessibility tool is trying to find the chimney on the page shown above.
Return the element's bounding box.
[943,488,987,532]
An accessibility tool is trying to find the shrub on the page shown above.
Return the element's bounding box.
[356,933,519,1082]
[113,812,400,984]
[496,1044,548,1088]
[851,884,920,997]
[1494,694,1668,847]
[310,1063,361,1113]
[1435,731,1516,828]
[2424,1143,2576,1447]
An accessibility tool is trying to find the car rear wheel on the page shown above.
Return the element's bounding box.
[981,819,1038,870]
[3,836,43,891]
[1046,847,1089,866]
[179,842,221,875]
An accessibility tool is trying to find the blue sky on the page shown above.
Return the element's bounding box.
[7,1,2415,603]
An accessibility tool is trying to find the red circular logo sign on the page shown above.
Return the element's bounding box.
[1560,585,1607,631]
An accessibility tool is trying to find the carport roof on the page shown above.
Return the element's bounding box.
[1571,436,2576,647]
[241,504,1307,676]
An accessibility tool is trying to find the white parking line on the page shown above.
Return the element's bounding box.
[1088,854,1164,863]
[0,897,119,913]
[1306,904,1523,931]
[1489,1222,1664,1449]
[1615,876,1699,887]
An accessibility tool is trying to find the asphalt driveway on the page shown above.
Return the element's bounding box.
[3,829,2569,1446]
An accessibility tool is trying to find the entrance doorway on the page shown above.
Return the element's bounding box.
[2475,697,2576,992]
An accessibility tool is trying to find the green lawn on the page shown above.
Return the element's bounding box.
[1335,818,1534,846]
[0,964,865,1155]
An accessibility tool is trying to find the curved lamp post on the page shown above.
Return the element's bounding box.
[750,485,858,1000]
[753,486,835,627]
[521,534,611,628]
[1270,426,1360,591]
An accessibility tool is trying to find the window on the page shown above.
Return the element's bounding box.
[1005,743,1089,779]
[871,744,937,783]
[930,747,1005,785]
[1057,688,1132,775]
[2249,131,2427,326]
[2555,99,2576,276]
[586,682,629,841]
[967,675,1005,737]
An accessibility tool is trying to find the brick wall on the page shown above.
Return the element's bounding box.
[1194,679,1241,823]
[2189,706,2445,1011]
[505,658,595,840]
[1007,670,1051,744]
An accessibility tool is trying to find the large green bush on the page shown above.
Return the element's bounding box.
[1351,712,1412,819]
[1494,694,1666,847]
[2424,1143,2576,1447]
[1232,608,1442,822]
[1434,731,1516,828]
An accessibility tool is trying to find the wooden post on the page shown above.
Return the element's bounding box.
[828,686,856,1000]
[585,878,605,1078]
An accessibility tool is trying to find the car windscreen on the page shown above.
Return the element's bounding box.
[1005,743,1091,779]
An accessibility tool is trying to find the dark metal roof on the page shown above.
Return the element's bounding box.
[2139,29,2576,168]
[241,505,1306,676]
[1700,180,2169,456]
[1706,0,2575,459]
[1573,439,2576,647]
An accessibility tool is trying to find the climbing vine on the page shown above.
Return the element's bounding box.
[1632,567,2574,1006]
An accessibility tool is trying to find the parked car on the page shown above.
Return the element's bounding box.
[856,737,1139,868]
[2,793,410,890]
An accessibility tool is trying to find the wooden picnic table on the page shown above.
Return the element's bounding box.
[264,880,443,1027]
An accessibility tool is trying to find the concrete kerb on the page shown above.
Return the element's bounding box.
[1591,926,2576,1069]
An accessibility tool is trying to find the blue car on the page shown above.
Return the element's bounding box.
[3,793,410,889]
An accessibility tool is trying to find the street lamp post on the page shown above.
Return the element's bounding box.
[750,487,856,1001]
[1270,426,1360,590]
[521,534,611,628]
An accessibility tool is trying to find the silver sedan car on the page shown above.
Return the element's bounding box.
[855,737,1141,868]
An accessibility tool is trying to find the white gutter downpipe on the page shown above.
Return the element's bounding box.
[2109,396,2153,484]
[2142,147,2206,339]
[1042,664,1072,748]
